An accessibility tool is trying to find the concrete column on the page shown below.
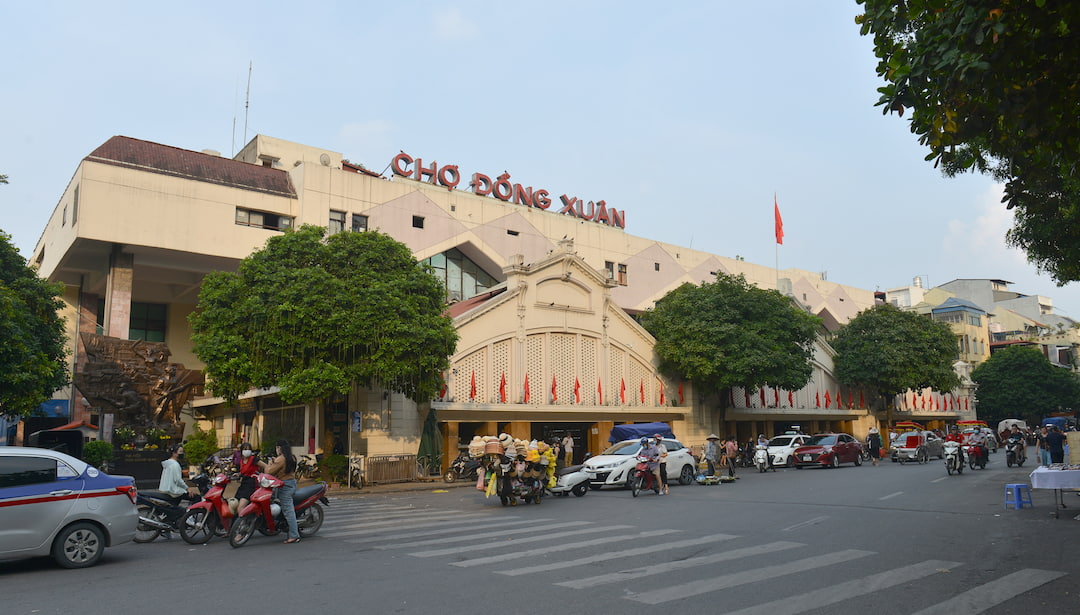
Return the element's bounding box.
[104,245,133,339]
[443,421,460,472]
[505,421,530,441]
[589,421,614,457]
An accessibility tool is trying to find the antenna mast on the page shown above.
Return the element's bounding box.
[243,61,252,145]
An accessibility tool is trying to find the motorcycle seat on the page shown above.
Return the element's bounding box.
[556,464,584,476]
[294,483,325,501]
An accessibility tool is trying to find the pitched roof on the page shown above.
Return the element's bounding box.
[86,136,296,198]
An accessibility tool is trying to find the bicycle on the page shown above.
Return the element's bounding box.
[347,455,365,489]
[296,454,319,480]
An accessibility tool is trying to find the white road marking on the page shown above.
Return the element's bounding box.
[409,524,633,557]
[451,529,680,568]
[386,521,589,550]
[338,517,541,541]
[931,476,948,483]
[879,491,904,501]
[907,569,1065,615]
[781,516,828,532]
[498,533,738,576]
[627,549,874,605]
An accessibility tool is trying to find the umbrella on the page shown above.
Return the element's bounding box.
[416,407,442,477]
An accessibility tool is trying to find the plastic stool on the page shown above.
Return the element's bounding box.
[1004,483,1033,509]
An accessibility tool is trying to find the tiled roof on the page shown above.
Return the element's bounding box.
[86,136,296,198]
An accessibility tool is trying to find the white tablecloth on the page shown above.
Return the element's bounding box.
[1029,467,1080,490]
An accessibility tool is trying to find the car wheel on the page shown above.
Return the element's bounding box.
[52,522,105,569]
[133,504,163,543]
[572,482,588,497]
[679,464,694,485]
[785,456,794,468]
[830,455,840,469]
[854,453,862,467]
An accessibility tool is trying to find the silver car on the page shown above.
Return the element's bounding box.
[890,431,945,463]
[0,447,138,568]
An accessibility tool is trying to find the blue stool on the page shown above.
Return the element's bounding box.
[1004,483,1033,509]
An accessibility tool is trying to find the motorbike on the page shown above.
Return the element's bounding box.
[178,472,235,544]
[943,440,964,475]
[754,444,773,473]
[965,443,988,470]
[134,473,211,543]
[630,455,661,497]
[444,452,481,483]
[228,473,329,548]
[1005,438,1027,468]
[548,463,590,497]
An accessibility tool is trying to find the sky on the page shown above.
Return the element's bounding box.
[2,1,1077,318]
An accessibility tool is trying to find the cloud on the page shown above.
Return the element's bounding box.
[943,183,1027,269]
[432,8,478,41]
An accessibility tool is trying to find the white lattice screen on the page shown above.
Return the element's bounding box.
[581,337,598,404]
[609,347,625,405]
[629,359,648,406]
[551,333,575,404]
[455,348,487,402]
[525,334,544,404]
[492,339,510,402]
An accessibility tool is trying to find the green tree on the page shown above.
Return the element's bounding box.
[832,304,960,409]
[857,2,1080,283]
[971,345,1080,427]
[189,225,457,405]
[638,273,822,399]
[0,230,69,419]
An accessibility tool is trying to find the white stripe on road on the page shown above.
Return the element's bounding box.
[907,569,1065,615]
[409,525,633,557]
[498,533,738,576]
[338,517,542,542]
[558,540,805,589]
[931,476,948,483]
[720,560,963,615]
[627,549,874,605]
[879,491,904,501]
[451,529,680,568]
[782,516,828,532]
[387,521,590,550]
[323,511,483,533]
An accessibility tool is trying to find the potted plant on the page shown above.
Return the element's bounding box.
[115,426,136,450]
[82,440,114,471]
[145,427,168,449]
[319,454,348,487]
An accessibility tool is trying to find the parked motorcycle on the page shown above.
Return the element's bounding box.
[178,472,235,544]
[443,452,481,483]
[228,473,329,548]
[754,444,773,473]
[134,473,210,543]
[630,455,661,497]
[1005,438,1027,468]
[944,441,964,475]
[548,464,590,497]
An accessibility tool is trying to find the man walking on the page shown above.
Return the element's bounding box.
[561,434,574,467]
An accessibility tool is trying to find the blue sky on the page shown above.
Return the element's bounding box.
[3,1,1077,317]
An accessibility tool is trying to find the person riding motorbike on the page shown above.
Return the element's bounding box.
[965,428,988,465]
[159,444,199,503]
[638,437,662,493]
[1007,425,1027,463]
[944,426,965,466]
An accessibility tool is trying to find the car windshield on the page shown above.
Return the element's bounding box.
[768,436,794,447]
[804,435,837,446]
[600,441,642,456]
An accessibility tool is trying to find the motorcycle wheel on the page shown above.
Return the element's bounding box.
[133,504,163,543]
[757,460,766,473]
[228,514,257,548]
[946,459,954,475]
[258,523,280,536]
[631,474,641,497]
[969,458,977,470]
[298,503,324,537]
[500,496,509,506]
[571,482,588,497]
[179,509,215,545]
[1007,456,1013,468]
[443,469,457,483]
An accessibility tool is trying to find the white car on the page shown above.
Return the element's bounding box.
[583,438,697,489]
[766,434,809,467]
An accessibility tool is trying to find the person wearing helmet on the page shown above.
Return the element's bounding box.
[653,434,669,494]
[945,425,965,466]
[638,437,662,494]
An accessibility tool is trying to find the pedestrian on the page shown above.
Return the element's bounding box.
[653,434,669,495]
[866,427,883,466]
[561,433,574,467]
[266,439,300,544]
[703,434,720,476]
[724,436,739,478]
[1037,426,1052,466]
[1045,425,1067,465]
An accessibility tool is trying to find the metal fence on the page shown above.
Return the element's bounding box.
[364,454,418,484]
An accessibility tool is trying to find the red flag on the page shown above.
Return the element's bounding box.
[859,391,865,408]
[597,378,603,405]
[439,372,447,400]
[574,378,581,404]
[659,381,665,405]
[788,391,794,407]
[774,388,780,407]
[774,195,784,245]
[848,391,854,408]
[678,382,684,405]
[965,397,969,410]
[837,389,843,409]
[640,380,645,404]
[815,391,821,408]
[620,379,626,404]
[470,371,476,401]
[745,391,752,407]
[499,373,506,403]
[524,373,531,403]
[551,375,558,403]
[824,391,831,408]
[910,392,916,409]
[944,396,949,411]
[760,389,766,406]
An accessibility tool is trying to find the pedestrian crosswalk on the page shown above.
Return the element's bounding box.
[319,497,1065,612]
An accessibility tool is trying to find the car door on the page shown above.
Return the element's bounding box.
[0,454,86,554]
[838,435,857,462]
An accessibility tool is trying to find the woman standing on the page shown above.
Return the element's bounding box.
[866,427,883,466]
[267,439,300,543]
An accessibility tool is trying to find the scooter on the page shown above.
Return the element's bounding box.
[133,473,210,543]
[228,473,329,548]
[178,472,235,544]
[548,464,590,497]
[944,441,964,475]
[754,444,773,473]
[443,452,481,483]
[966,443,988,470]
[630,455,661,497]
[1005,438,1027,468]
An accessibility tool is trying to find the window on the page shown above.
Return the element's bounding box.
[261,406,305,446]
[329,210,346,235]
[72,185,79,223]
[507,230,519,236]
[129,302,167,342]
[604,261,615,280]
[423,247,498,302]
[412,215,425,229]
[0,456,59,488]
[351,214,368,232]
[654,262,660,272]
[617,264,628,285]
[235,208,294,231]
[62,205,68,226]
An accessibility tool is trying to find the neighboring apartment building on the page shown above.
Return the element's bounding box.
[24,134,957,458]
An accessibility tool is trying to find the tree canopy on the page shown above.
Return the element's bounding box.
[857,2,1080,283]
[0,229,69,419]
[638,273,822,398]
[832,304,960,403]
[189,225,458,405]
[971,345,1080,426]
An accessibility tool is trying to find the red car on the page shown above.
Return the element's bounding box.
[793,433,864,469]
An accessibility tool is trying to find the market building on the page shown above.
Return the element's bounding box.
[20,134,971,465]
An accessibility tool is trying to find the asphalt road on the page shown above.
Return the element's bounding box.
[4,451,1076,614]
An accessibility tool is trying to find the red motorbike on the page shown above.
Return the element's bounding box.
[179,473,235,544]
[630,455,661,497]
[228,473,329,548]
[965,443,988,470]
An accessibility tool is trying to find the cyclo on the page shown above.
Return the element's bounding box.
[890,421,929,464]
